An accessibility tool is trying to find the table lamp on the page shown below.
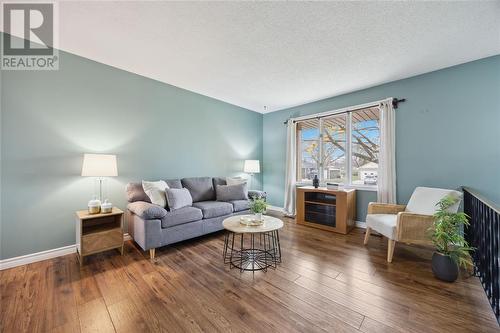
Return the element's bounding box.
[81,153,118,201]
[244,159,260,190]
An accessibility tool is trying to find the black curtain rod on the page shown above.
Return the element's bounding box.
[283,98,406,124]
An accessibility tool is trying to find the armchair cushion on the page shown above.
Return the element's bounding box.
[127,201,168,220]
[406,187,462,215]
[365,214,398,239]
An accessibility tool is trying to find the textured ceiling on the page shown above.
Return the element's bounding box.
[4,1,500,113]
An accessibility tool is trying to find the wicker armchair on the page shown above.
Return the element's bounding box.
[364,187,462,262]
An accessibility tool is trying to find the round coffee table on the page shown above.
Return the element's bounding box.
[222,214,283,272]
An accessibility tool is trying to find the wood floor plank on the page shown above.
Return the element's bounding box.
[77,298,115,333]
[192,238,365,329]
[335,271,499,329]
[107,298,151,333]
[360,316,405,333]
[252,279,360,332]
[1,212,498,333]
[171,243,328,333]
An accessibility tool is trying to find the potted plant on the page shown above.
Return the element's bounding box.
[249,197,268,221]
[429,195,474,282]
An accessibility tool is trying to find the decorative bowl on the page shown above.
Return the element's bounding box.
[240,216,264,226]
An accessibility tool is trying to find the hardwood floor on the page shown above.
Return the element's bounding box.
[1,212,498,332]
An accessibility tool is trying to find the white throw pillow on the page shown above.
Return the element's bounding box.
[142,180,169,207]
[226,177,247,186]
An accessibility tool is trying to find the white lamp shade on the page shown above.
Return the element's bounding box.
[81,154,118,177]
[244,160,260,173]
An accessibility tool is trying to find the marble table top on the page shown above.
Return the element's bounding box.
[223,214,284,233]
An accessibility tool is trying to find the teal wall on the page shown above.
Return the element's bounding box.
[263,55,500,221]
[0,46,263,259]
[1,35,498,260]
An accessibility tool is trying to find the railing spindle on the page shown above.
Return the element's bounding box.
[463,187,500,326]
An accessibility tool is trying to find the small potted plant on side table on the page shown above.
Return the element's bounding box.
[429,195,474,282]
[249,197,268,222]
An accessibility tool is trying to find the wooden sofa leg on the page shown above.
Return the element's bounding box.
[387,240,396,263]
[364,227,371,245]
[149,248,156,260]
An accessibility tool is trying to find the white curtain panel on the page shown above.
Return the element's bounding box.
[377,99,397,203]
[284,119,297,216]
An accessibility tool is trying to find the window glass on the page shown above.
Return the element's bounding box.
[322,114,346,184]
[297,119,320,182]
[295,106,381,188]
[351,107,380,186]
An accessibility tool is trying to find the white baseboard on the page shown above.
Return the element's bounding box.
[266,205,285,213]
[0,244,76,270]
[0,233,133,271]
[355,221,366,229]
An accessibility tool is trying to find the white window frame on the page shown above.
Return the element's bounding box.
[295,102,382,192]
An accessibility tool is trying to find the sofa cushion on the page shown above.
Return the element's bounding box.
[181,177,215,202]
[161,206,203,228]
[128,201,167,220]
[126,183,151,203]
[193,201,233,219]
[126,179,182,203]
[365,214,398,239]
[212,177,227,188]
[166,188,193,210]
[166,179,183,189]
[230,200,250,212]
[216,184,248,201]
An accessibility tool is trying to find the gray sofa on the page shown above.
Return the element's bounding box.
[126,177,266,258]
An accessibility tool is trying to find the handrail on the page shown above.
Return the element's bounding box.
[463,187,500,326]
[463,187,500,213]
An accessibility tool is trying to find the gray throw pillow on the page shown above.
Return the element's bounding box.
[165,188,193,211]
[216,184,248,202]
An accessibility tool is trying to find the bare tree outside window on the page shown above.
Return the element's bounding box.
[296,107,380,187]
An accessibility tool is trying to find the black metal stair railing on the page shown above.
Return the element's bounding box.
[463,187,500,325]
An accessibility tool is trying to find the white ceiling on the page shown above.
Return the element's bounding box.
[5,1,500,113]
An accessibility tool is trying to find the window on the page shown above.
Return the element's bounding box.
[296,107,380,188]
[297,119,320,182]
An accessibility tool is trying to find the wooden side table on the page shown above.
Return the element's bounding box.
[75,207,124,266]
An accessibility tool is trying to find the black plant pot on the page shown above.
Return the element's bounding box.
[432,252,459,282]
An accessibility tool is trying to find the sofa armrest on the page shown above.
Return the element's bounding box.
[396,212,435,244]
[127,211,162,251]
[248,190,267,200]
[367,202,406,215]
[127,201,167,220]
